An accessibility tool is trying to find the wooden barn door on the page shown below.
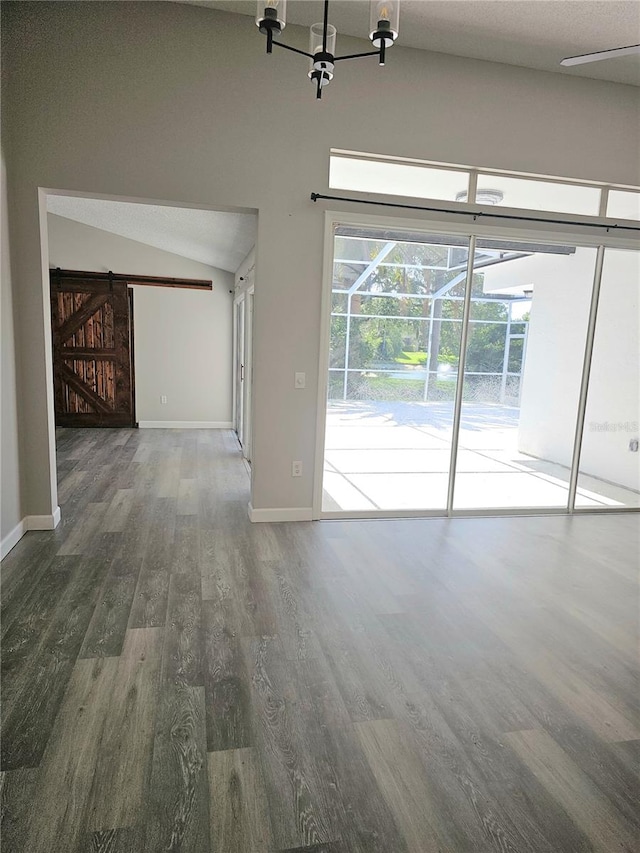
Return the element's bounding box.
[50,272,135,427]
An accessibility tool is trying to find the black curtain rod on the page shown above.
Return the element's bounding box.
[310,192,640,233]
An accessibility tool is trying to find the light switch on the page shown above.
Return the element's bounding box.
[295,372,306,389]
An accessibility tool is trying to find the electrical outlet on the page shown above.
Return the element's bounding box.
[292,460,303,477]
[295,372,306,389]
[160,395,167,404]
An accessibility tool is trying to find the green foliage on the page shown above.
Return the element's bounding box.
[395,351,428,366]
[329,264,527,395]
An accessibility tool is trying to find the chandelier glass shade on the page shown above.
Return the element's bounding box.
[256,0,400,99]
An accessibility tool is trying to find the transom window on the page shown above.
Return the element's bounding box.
[329,151,640,222]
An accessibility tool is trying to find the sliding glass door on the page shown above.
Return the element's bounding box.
[323,231,468,512]
[576,249,640,508]
[319,222,638,517]
[453,242,597,510]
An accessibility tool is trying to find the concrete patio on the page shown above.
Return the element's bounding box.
[322,401,639,513]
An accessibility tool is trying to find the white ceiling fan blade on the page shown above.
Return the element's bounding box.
[561,44,640,66]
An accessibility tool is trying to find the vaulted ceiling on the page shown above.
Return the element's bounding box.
[47,196,257,273]
[182,0,640,86]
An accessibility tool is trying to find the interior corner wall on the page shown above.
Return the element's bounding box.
[47,214,234,425]
[1,151,24,546]
[3,2,639,517]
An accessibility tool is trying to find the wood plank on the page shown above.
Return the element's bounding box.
[172,515,199,574]
[243,635,334,849]
[0,531,55,613]
[208,747,273,853]
[294,658,409,853]
[57,501,109,556]
[80,556,142,658]
[128,501,173,628]
[156,446,183,499]
[89,828,137,852]
[101,489,135,533]
[51,268,212,289]
[1,553,74,663]
[55,291,109,344]
[202,598,253,752]
[60,347,117,359]
[504,729,639,853]
[354,719,451,853]
[0,767,40,853]
[59,361,114,415]
[22,657,120,852]
[177,478,199,516]
[2,555,110,770]
[88,628,163,830]
[144,685,210,853]
[200,531,276,637]
[162,571,203,687]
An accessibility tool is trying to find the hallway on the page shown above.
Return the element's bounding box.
[1,428,639,852]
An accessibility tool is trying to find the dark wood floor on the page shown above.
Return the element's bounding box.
[1,428,639,852]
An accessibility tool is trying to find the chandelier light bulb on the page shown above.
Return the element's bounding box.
[256,0,287,34]
[369,0,400,47]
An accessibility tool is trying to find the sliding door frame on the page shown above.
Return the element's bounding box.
[313,209,639,520]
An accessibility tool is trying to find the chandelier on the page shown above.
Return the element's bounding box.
[256,1,400,99]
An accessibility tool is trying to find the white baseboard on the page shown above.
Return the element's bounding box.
[1,519,26,559]
[0,506,61,560]
[138,421,233,429]
[248,503,313,523]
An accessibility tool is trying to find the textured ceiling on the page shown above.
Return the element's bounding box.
[46,196,257,273]
[182,0,640,86]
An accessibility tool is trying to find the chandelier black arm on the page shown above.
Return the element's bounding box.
[333,50,383,62]
[271,40,314,59]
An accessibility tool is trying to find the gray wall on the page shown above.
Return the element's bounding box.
[47,213,234,426]
[1,151,23,542]
[2,2,639,517]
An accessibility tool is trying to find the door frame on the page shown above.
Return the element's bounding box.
[234,295,246,448]
[233,286,254,461]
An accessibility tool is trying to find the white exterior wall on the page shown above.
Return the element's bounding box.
[489,248,639,492]
[579,250,640,491]
[3,2,639,518]
[47,214,234,426]
[486,249,596,467]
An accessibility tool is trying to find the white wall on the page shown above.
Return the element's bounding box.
[512,248,639,492]
[579,250,640,491]
[1,151,23,549]
[47,214,234,426]
[513,249,596,465]
[2,2,639,517]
